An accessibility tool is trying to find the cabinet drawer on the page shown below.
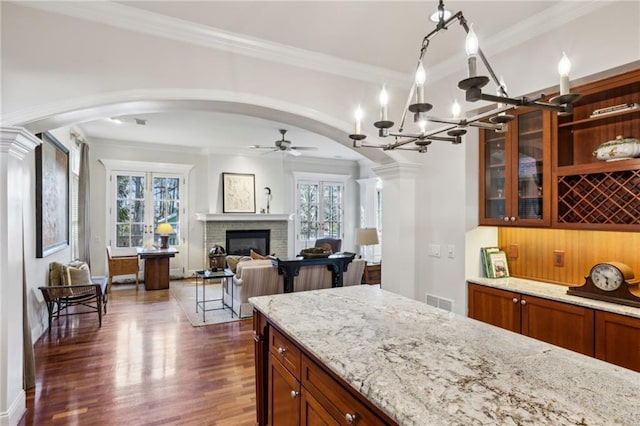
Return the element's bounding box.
[302,355,388,425]
[270,327,301,379]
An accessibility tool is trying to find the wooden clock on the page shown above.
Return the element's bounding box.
[567,262,640,308]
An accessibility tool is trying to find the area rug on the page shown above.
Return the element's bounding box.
[170,280,244,327]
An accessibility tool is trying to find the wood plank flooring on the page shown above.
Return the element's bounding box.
[19,282,256,426]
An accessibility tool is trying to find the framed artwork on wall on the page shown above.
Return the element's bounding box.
[222,172,256,213]
[35,132,69,258]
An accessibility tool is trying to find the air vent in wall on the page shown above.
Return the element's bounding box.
[425,293,454,312]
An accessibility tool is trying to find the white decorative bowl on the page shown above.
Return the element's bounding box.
[593,136,640,161]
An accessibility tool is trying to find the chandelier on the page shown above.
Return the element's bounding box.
[349,0,581,153]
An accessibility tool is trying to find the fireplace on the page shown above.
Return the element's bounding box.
[226,230,270,256]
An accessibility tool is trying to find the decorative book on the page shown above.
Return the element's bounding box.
[480,246,501,278]
[487,251,510,278]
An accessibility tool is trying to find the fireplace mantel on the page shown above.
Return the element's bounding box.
[196,213,292,222]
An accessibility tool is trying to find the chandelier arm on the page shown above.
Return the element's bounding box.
[398,11,464,133]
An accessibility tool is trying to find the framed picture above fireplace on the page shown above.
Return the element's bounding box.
[222,172,256,213]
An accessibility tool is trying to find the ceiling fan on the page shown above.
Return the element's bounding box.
[250,129,318,156]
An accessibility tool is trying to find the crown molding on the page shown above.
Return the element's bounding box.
[17,1,408,88]
[0,127,41,160]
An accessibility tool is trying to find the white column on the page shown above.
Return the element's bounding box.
[373,162,420,300]
[0,127,40,426]
[355,177,378,228]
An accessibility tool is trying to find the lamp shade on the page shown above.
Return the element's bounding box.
[156,222,175,235]
[355,228,379,246]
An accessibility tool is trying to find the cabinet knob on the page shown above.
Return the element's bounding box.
[510,216,516,222]
[345,413,357,424]
[512,298,518,303]
[290,390,299,399]
[521,299,527,305]
[277,347,286,355]
[503,216,510,222]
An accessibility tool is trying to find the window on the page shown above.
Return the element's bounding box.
[295,173,347,253]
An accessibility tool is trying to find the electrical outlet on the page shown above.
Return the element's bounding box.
[447,245,455,259]
[508,244,519,259]
[428,244,441,258]
[554,250,565,267]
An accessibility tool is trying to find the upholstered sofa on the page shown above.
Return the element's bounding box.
[223,258,366,318]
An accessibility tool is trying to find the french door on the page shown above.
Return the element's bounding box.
[110,171,185,277]
[295,179,344,254]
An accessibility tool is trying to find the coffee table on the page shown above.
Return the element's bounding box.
[194,269,235,321]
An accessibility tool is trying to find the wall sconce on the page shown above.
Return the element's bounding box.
[155,222,175,249]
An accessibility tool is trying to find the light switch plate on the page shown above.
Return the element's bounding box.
[428,244,441,258]
[554,250,565,267]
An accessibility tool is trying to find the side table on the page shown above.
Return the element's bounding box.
[362,263,381,285]
[195,269,236,321]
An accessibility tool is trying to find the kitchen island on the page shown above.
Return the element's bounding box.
[250,285,640,426]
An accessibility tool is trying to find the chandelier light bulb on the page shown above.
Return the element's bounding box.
[558,52,572,95]
[379,85,389,121]
[451,100,461,119]
[465,24,479,77]
[418,118,427,133]
[497,76,507,109]
[415,60,426,103]
[465,24,479,56]
[355,105,363,135]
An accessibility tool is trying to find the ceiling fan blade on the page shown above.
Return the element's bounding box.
[291,146,318,151]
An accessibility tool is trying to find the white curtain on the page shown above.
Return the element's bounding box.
[79,142,91,267]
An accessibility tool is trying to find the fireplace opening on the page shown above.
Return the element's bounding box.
[226,230,270,256]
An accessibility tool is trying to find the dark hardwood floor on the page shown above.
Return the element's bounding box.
[19,281,256,426]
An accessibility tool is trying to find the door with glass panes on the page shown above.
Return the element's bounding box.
[111,172,184,277]
[295,180,344,254]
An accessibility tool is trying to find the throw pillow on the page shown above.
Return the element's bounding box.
[49,262,66,286]
[62,262,93,286]
[250,249,275,260]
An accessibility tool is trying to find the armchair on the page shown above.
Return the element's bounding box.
[314,238,342,253]
[39,261,108,333]
[106,246,140,293]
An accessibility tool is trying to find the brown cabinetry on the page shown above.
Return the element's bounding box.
[553,69,640,231]
[469,282,640,371]
[254,309,396,426]
[480,108,551,226]
[468,283,594,356]
[595,310,640,371]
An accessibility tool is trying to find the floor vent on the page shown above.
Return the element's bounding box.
[425,293,454,312]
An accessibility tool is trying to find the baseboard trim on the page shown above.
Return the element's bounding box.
[0,390,26,426]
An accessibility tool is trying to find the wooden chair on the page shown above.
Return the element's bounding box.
[39,261,108,333]
[106,246,140,293]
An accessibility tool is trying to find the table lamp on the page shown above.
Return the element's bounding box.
[355,227,379,262]
[156,222,175,249]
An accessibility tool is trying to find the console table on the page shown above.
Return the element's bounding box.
[271,253,355,293]
[137,248,178,290]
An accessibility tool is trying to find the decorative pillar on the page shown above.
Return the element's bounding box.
[0,127,40,426]
[373,162,421,300]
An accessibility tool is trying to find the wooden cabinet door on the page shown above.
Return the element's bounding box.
[595,311,640,372]
[520,295,594,356]
[479,108,550,226]
[269,353,300,426]
[468,283,521,333]
[300,388,340,426]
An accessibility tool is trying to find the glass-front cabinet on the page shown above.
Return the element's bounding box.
[480,108,551,226]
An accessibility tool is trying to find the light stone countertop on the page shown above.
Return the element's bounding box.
[250,286,640,426]
[467,276,640,319]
